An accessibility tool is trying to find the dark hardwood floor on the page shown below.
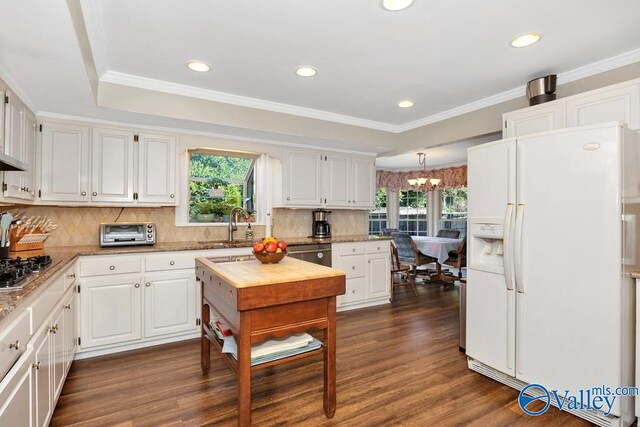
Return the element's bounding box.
[51,283,590,426]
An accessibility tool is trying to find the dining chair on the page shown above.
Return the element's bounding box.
[443,238,467,279]
[391,232,438,282]
[389,241,415,302]
[436,229,461,239]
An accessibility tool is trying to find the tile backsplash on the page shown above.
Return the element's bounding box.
[12,206,367,247]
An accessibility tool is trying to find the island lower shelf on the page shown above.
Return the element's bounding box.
[202,318,325,372]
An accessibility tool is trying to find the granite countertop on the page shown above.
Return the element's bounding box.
[0,234,389,322]
[632,272,640,279]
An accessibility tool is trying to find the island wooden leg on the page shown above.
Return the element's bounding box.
[323,296,337,419]
[201,300,211,375]
[238,312,252,426]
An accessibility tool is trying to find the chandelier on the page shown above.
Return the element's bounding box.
[407,152,441,188]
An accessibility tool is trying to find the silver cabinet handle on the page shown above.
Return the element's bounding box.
[32,361,41,370]
[109,265,115,270]
[92,192,98,196]
[64,304,71,309]
[170,194,175,198]
[81,191,86,196]
[377,246,381,250]
[352,248,356,252]
[69,273,76,278]
[352,266,356,270]
[368,260,371,263]
[9,340,20,350]
[135,283,140,288]
[286,197,290,201]
[145,282,151,287]
[352,289,356,294]
[169,261,175,266]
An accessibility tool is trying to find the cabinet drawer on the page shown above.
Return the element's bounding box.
[80,257,142,277]
[145,252,198,272]
[337,242,366,256]
[338,277,366,306]
[366,240,389,254]
[0,309,31,381]
[336,255,366,279]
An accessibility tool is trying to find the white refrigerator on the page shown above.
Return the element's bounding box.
[466,123,639,427]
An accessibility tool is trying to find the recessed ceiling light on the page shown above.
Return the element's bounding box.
[511,33,541,48]
[398,100,415,108]
[186,60,211,72]
[381,0,414,11]
[295,66,317,77]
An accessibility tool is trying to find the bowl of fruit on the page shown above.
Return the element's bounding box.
[252,237,288,264]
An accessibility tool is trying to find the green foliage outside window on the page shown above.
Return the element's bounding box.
[189,152,255,222]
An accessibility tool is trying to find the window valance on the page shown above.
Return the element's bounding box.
[376,165,467,191]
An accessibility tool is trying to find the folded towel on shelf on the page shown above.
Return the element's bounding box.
[221,333,321,366]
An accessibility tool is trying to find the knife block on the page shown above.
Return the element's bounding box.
[9,228,50,252]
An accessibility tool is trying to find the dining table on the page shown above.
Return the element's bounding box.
[411,236,463,280]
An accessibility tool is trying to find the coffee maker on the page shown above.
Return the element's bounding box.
[311,209,331,238]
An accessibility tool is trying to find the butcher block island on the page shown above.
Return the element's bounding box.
[195,256,346,426]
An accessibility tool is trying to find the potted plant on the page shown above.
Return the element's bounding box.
[194,200,226,222]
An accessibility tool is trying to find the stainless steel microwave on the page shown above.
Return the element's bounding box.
[99,222,156,247]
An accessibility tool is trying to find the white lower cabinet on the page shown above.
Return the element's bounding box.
[144,271,197,338]
[0,263,77,427]
[78,252,205,355]
[333,240,390,310]
[80,275,143,349]
[0,347,34,427]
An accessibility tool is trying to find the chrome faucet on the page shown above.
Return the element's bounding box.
[228,206,246,241]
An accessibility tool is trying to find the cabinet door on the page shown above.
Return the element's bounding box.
[323,154,350,207]
[50,306,65,400]
[283,149,322,207]
[351,157,375,208]
[80,276,143,349]
[91,128,135,203]
[21,112,36,200]
[367,255,390,300]
[503,103,564,138]
[566,83,640,130]
[0,349,34,427]
[144,271,197,338]
[40,123,90,202]
[137,133,176,204]
[62,288,77,371]
[32,324,52,427]
[3,91,26,198]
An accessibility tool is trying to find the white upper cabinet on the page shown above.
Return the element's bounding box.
[503,78,640,138]
[91,127,135,203]
[282,149,323,207]
[39,121,177,206]
[565,83,640,129]
[324,154,350,207]
[40,123,90,202]
[136,133,176,204]
[276,149,376,209]
[3,91,37,201]
[503,103,564,138]
[351,157,375,208]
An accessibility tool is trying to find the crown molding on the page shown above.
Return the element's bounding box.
[100,71,401,132]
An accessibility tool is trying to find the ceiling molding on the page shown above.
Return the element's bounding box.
[100,71,401,132]
[99,48,640,136]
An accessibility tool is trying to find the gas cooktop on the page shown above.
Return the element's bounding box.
[0,255,56,291]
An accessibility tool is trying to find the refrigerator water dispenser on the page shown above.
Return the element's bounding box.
[469,221,505,274]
